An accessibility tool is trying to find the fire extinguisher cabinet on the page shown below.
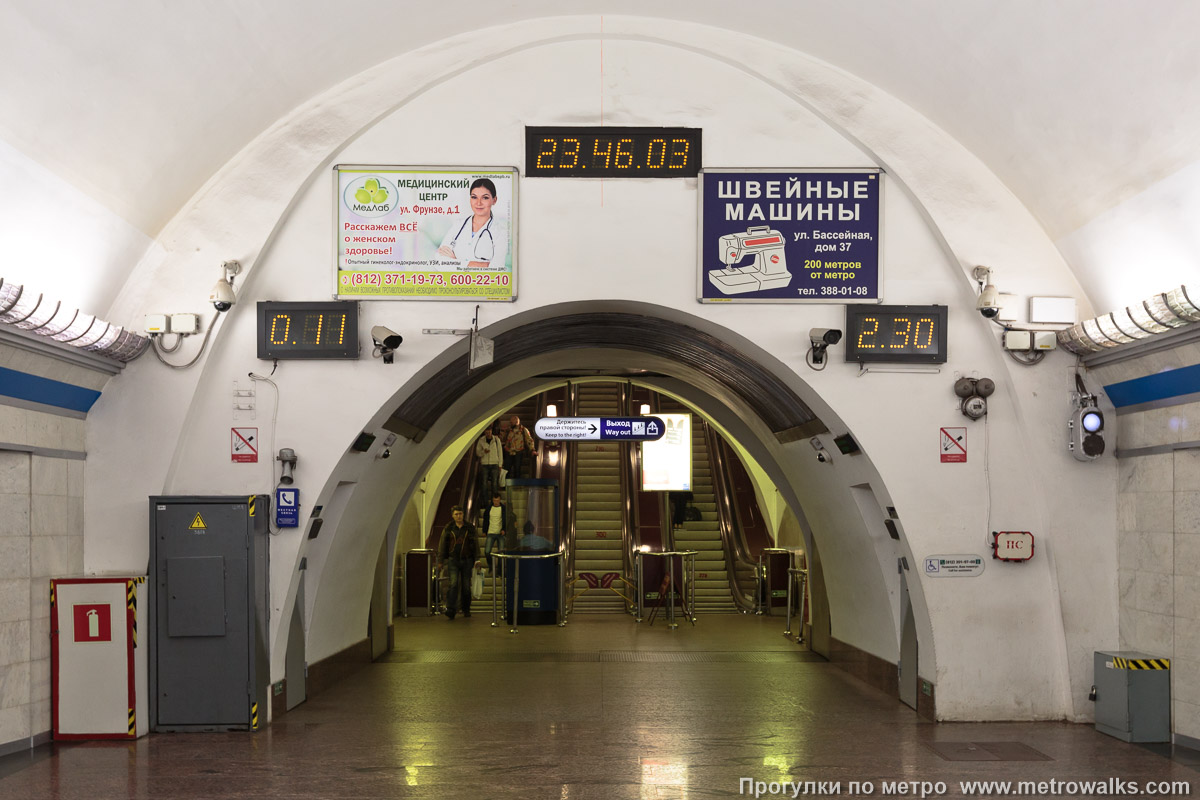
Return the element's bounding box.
[51,577,150,740]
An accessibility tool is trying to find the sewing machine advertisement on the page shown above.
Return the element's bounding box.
[698,169,881,303]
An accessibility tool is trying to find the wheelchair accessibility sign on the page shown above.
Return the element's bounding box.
[923,554,984,578]
[275,488,299,528]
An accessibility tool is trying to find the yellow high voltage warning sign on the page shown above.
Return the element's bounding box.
[189,513,207,530]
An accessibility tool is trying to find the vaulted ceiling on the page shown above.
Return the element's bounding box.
[2,1,1197,311]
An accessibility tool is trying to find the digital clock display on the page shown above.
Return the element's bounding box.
[845,304,947,364]
[526,127,701,178]
[257,301,358,359]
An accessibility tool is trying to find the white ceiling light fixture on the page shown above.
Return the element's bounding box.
[0,278,149,362]
[1058,285,1199,355]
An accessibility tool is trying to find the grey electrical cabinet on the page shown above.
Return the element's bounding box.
[1093,650,1170,743]
[149,496,270,732]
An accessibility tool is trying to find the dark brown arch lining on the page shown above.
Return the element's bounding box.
[384,312,825,442]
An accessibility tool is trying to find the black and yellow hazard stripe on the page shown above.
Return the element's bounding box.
[1113,656,1170,670]
[127,580,139,647]
[248,496,256,517]
[250,702,259,730]
[50,582,56,608]
[128,708,136,736]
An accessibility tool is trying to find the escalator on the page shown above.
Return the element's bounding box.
[414,385,771,618]
[568,382,627,612]
[657,396,764,613]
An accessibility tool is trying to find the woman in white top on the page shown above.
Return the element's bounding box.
[437,178,508,268]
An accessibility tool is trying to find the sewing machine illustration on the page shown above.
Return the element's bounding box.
[707,226,793,295]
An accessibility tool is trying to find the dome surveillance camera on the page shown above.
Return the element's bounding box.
[209,278,236,312]
[816,450,830,463]
[976,282,1000,318]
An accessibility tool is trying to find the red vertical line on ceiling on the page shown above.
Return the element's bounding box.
[600,16,604,207]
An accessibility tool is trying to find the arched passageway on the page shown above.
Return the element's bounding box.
[291,303,932,716]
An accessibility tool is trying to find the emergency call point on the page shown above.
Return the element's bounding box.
[992,531,1034,561]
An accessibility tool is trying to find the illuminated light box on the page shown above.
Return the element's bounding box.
[641,413,692,492]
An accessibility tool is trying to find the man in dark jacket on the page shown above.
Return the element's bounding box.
[437,505,479,619]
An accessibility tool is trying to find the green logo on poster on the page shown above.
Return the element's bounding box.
[344,176,395,217]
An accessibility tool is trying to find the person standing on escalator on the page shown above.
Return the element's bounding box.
[504,414,536,480]
[481,491,508,570]
[475,424,503,507]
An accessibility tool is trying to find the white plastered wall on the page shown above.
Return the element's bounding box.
[84,17,1115,721]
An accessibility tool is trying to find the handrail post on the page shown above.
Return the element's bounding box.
[510,556,520,634]
[668,554,677,629]
[558,552,566,626]
[490,552,499,628]
[755,553,763,615]
[766,554,773,616]
[689,551,697,623]
[429,561,437,616]
[636,552,644,622]
[784,568,794,637]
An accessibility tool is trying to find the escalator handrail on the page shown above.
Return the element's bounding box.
[562,382,579,582]
[619,381,636,581]
[703,420,759,613]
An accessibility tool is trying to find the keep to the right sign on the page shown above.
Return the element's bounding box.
[535,416,666,441]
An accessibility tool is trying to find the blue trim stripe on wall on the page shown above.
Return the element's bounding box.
[1104,363,1200,408]
[0,366,101,413]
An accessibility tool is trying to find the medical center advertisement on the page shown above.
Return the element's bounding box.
[335,165,517,301]
[699,169,880,303]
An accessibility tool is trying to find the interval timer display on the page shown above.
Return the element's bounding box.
[525,127,701,178]
[257,301,358,359]
[844,304,948,364]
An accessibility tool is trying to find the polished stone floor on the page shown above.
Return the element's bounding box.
[2,614,1198,798]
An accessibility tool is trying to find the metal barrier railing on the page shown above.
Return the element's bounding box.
[757,547,802,616]
[784,567,809,644]
[635,550,698,629]
[488,551,566,633]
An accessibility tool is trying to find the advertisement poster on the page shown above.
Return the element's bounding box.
[698,169,880,303]
[335,165,517,301]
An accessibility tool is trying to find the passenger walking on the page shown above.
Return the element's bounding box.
[504,414,536,479]
[475,424,504,504]
[482,491,508,567]
[437,505,479,620]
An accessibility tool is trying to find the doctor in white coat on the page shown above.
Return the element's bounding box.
[437,177,508,268]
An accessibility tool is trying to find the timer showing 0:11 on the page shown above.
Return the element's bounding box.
[268,313,348,346]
